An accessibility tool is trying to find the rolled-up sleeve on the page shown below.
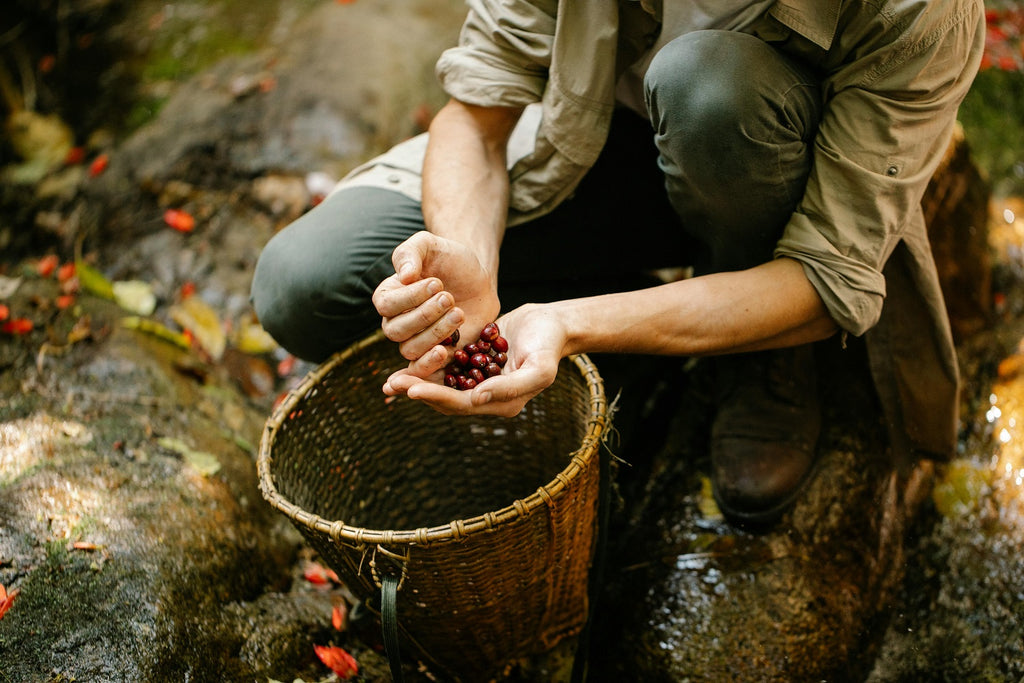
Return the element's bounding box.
[435,0,557,108]
[774,0,984,336]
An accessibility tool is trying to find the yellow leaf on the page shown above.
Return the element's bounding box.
[75,260,114,299]
[232,316,278,355]
[169,296,226,360]
[112,280,157,316]
[122,317,191,349]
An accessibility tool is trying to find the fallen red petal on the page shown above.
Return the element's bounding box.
[0,585,20,621]
[37,254,59,278]
[55,295,76,310]
[179,281,196,300]
[276,354,296,377]
[89,153,109,177]
[303,561,331,586]
[57,262,76,283]
[0,304,9,322]
[332,602,347,631]
[164,209,196,233]
[65,146,86,165]
[314,644,359,678]
[39,54,57,74]
[2,318,34,335]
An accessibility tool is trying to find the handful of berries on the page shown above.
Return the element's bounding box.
[440,322,509,391]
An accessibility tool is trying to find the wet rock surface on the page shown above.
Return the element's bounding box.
[2,1,1024,681]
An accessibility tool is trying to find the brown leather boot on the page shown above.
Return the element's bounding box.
[709,344,822,527]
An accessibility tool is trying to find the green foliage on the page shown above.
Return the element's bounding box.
[960,67,1024,196]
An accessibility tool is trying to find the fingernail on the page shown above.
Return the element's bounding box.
[476,391,491,404]
[427,279,441,295]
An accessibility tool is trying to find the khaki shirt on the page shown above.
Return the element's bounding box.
[337,0,985,459]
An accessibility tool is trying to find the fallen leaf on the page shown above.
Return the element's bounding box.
[0,584,19,621]
[36,254,59,277]
[72,541,101,551]
[0,276,22,298]
[163,209,196,233]
[122,316,191,349]
[697,475,723,520]
[88,153,109,177]
[169,296,226,360]
[112,280,157,316]
[232,316,278,355]
[157,436,222,476]
[75,260,114,299]
[222,347,276,398]
[314,645,359,679]
[66,315,94,344]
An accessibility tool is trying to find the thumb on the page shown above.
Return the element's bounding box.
[392,231,432,284]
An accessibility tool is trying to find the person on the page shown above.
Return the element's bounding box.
[251,0,985,526]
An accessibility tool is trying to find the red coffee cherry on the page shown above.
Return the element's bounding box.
[446,321,510,390]
[480,322,500,343]
[440,329,460,346]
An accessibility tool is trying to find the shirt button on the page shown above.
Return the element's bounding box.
[886,166,899,177]
[387,173,401,184]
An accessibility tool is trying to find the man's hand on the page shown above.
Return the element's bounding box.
[382,303,567,417]
[372,231,501,368]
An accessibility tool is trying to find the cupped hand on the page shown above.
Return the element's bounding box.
[372,231,500,367]
[383,303,569,417]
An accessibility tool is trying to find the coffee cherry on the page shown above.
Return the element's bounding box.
[444,321,510,390]
[480,322,500,343]
[440,329,460,346]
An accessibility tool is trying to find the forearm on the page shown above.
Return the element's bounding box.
[554,257,838,357]
[422,99,523,281]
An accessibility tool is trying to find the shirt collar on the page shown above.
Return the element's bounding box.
[769,0,841,50]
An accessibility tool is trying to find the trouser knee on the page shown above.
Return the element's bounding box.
[644,30,821,271]
[250,187,424,362]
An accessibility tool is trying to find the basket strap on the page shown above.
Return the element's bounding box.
[570,437,613,683]
[381,574,405,683]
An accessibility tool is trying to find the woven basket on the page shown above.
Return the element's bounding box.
[257,330,607,681]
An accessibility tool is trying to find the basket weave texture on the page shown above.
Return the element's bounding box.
[258,331,607,681]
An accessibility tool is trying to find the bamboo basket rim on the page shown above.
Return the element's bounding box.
[257,330,608,548]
